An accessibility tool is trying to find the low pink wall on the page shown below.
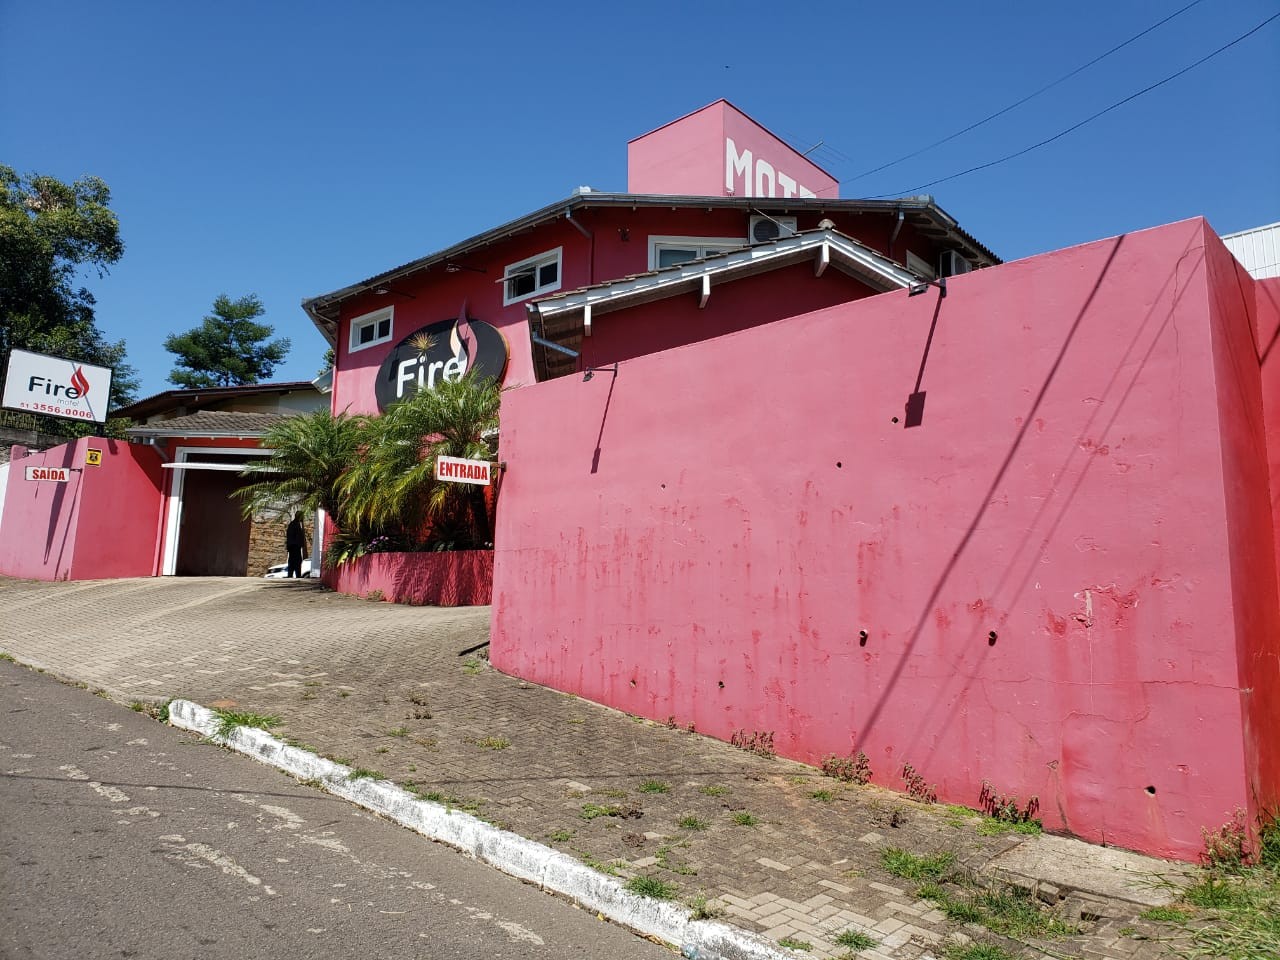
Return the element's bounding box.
[322,550,493,606]
[491,218,1276,861]
[0,439,164,581]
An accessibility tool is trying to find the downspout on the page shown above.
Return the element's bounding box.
[888,208,905,260]
[566,207,594,286]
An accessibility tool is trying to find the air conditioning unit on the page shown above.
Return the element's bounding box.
[939,250,972,277]
[749,215,798,244]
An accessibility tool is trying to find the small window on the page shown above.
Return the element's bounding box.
[503,247,562,305]
[648,236,745,271]
[348,307,394,354]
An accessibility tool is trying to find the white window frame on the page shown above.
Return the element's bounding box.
[502,247,562,306]
[647,235,746,271]
[348,306,395,354]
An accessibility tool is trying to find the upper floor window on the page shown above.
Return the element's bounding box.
[348,306,394,354]
[648,236,745,270]
[503,247,562,305]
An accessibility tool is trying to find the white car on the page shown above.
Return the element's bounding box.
[263,559,313,579]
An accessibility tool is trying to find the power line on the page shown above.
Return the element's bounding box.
[848,0,1209,184]
[868,10,1280,200]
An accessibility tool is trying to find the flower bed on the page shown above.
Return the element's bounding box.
[322,550,493,606]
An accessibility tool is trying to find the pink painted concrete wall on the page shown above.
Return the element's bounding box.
[0,438,165,580]
[490,217,1278,860]
[628,100,839,199]
[322,550,493,606]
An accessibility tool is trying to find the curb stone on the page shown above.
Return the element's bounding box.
[168,699,801,960]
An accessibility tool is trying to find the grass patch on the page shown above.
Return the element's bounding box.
[626,875,677,900]
[568,717,585,724]
[778,936,811,951]
[475,736,509,750]
[730,811,758,826]
[686,893,721,921]
[1140,905,1189,922]
[679,815,709,831]
[944,804,981,819]
[596,787,628,799]
[880,848,955,881]
[698,785,729,797]
[581,803,625,821]
[655,845,697,876]
[374,746,390,754]
[347,768,384,781]
[810,789,835,802]
[212,709,281,739]
[977,817,1043,836]
[833,929,877,951]
[579,852,624,876]
[0,652,15,663]
[547,829,573,842]
[638,780,670,794]
[943,943,1017,960]
[387,726,409,737]
[918,883,1078,940]
[462,657,482,675]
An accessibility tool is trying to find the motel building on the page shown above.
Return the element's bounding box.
[4,101,1280,861]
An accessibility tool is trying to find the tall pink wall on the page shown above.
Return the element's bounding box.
[0,439,164,580]
[491,218,1269,860]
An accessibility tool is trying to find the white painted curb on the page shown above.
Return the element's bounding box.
[168,700,793,960]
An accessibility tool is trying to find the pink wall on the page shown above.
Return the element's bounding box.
[322,550,493,606]
[491,218,1274,860]
[0,439,164,580]
[627,100,839,199]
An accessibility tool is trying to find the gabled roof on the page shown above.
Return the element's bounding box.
[526,227,920,381]
[124,410,286,440]
[301,192,1000,345]
[114,381,319,422]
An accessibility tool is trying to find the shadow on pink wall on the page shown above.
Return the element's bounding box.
[322,551,493,606]
[489,218,1280,861]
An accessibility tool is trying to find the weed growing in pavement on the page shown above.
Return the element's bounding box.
[547,829,573,842]
[374,746,390,754]
[978,780,1040,829]
[462,657,482,675]
[730,729,775,758]
[822,751,873,785]
[833,928,877,951]
[977,818,1042,837]
[212,709,281,739]
[686,893,722,921]
[347,768,384,781]
[580,802,640,821]
[411,736,437,749]
[880,848,955,882]
[567,717,585,724]
[297,778,323,789]
[679,815,709,831]
[777,936,811,951]
[655,845,697,876]
[1140,905,1189,922]
[730,811,758,826]
[626,875,677,900]
[365,589,384,602]
[579,852,624,876]
[917,882,1078,940]
[474,736,509,750]
[596,787,628,799]
[639,780,670,794]
[387,726,409,737]
[810,789,835,802]
[0,652,15,662]
[131,699,171,721]
[901,762,937,804]
[1201,806,1251,868]
[942,942,1016,960]
[698,785,729,797]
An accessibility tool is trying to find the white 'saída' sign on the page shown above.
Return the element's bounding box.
[2,349,113,424]
[435,456,492,486]
[25,466,72,482]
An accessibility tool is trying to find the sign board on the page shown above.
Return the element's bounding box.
[25,466,72,482]
[2,349,113,424]
[374,316,509,412]
[85,448,103,466]
[435,456,492,486]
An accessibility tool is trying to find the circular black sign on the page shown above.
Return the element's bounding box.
[373,317,509,412]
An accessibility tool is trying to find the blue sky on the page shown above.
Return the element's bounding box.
[3,0,1278,399]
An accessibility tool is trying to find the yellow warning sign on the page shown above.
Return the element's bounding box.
[85,448,102,466]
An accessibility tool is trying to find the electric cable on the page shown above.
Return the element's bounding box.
[847,0,1209,183]
[868,10,1280,200]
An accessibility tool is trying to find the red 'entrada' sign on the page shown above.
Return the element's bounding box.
[435,456,491,486]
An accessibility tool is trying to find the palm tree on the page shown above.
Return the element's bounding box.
[236,408,367,527]
[340,371,500,548]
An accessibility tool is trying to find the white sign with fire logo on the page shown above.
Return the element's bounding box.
[2,349,113,424]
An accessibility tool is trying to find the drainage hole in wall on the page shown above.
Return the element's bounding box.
[891,416,900,424]
[988,631,998,645]
[1146,785,1156,795]
[629,679,636,687]
[859,630,868,646]
[660,483,666,489]
[836,461,843,469]
[717,681,725,689]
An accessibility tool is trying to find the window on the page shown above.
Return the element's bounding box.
[348,306,394,354]
[647,236,745,270]
[503,247,562,305]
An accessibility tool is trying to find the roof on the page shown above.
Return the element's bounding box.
[114,381,319,422]
[526,227,922,381]
[124,410,287,440]
[301,192,1000,345]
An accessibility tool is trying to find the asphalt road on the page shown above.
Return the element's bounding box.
[0,661,670,960]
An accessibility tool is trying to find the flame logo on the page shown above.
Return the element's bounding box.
[70,366,90,397]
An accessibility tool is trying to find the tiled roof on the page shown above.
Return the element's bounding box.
[124,410,286,439]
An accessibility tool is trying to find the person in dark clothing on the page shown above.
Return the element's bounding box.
[285,512,308,578]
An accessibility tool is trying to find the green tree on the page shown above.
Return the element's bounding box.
[341,371,501,549]
[0,165,139,418]
[236,408,367,527]
[165,293,290,388]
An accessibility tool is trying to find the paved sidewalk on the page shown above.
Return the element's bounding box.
[0,577,1196,960]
